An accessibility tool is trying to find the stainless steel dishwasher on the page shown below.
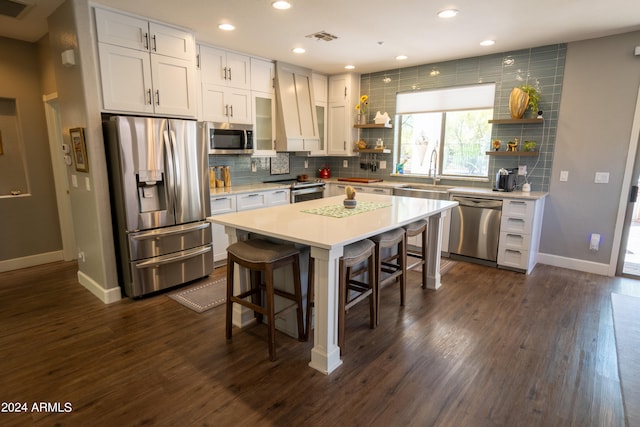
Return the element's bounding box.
[448,196,502,266]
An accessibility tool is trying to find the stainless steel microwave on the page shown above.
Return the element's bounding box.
[199,122,253,155]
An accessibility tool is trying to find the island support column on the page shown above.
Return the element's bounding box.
[308,245,344,374]
[426,211,445,290]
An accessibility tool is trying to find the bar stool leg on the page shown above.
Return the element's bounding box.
[225,256,235,340]
[400,236,407,306]
[421,228,428,289]
[292,255,305,341]
[264,264,277,361]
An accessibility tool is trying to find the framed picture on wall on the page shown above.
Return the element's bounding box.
[70,127,88,172]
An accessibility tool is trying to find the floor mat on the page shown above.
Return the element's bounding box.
[168,277,226,313]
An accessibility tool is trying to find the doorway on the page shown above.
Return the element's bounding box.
[43,93,76,261]
[616,82,640,278]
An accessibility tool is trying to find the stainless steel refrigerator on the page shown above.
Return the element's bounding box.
[103,115,213,297]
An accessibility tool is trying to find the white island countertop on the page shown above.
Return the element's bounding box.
[210,193,457,375]
[210,193,457,250]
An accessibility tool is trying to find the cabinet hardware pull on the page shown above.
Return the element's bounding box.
[146,88,152,105]
[230,105,233,117]
[631,185,639,203]
[228,67,232,80]
[510,201,526,205]
[155,90,160,105]
[225,105,229,116]
[223,67,228,80]
[344,87,347,97]
[196,53,200,69]
[143,33,149,50]
[152,35,157,52]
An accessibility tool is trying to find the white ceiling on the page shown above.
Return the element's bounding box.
[3,0,640,74]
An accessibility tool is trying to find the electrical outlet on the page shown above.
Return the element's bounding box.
[589,233,600,251]
[518,165,527,176]
[560,171,569,182]
[304,159,309,169]
[379,160,387,169]
[251,161,257,172]
[78,251,85,262]
[343,160,348,168]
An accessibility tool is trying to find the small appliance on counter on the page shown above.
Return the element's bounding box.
[319,167,330,179]
[494,168,517,192]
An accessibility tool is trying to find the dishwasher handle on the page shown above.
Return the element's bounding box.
[452,196,503,210]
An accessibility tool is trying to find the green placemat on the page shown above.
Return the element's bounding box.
[302,201,391,218]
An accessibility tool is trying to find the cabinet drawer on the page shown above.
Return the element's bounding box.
[268,189,291,205]
[210,195,236,214]
[501,216,530,234]
[237,192,268,211]
[498,247,530,270]
[499,231,531,251]
[502,199,533,219]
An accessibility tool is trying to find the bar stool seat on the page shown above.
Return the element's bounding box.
[370,227,406,325]
[226,239,305,361]
[306,239,376,355]
[404,219,428,289]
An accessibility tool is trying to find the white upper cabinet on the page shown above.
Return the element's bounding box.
[95,7,197,117]
[199,45,251,90]
[250,58,275,94]
[201,84,252,124]
[327,73,359,156]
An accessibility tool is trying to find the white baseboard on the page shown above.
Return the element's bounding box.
[77,270,122,304]
[537,252,611,276]
[0,251,64,273]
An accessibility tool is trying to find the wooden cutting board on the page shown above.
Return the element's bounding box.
[337,178,384,183]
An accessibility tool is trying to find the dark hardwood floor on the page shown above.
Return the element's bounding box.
[1,259,637,426]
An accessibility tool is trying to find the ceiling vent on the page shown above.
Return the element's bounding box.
[305,31,338,42]
[0,0,29,18]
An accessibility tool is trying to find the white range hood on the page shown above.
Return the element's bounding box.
[274,61,321,153]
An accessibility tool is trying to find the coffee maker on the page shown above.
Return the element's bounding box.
[495,168,517,192]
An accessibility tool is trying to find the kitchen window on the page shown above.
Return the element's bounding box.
[395,83,495,178]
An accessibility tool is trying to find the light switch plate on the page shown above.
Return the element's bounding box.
[379,160,387,169]
[560,171,569,182]
[518,165,527,176]
[595,172,609,184]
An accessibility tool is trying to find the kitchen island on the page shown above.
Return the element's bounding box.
[210,193,457,374]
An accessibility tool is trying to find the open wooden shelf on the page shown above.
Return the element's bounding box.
[486,151,539,157]
[488,118,543,124]
[354,123,392,129]
[356,148,391,154]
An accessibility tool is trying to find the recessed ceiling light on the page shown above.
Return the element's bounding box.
[218,23,235,31]
[480,39,495,46]
[272,1,291,9]
[345,65,355,70]
[395,55,408,60]
[292,47,305,54]
[438,9,459,18]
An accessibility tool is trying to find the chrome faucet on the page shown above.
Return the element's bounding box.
[428,147,438,184]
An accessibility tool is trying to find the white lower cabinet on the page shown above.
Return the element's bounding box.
[327,183,392,197]
[210,188,290,265]
[497,198,545,273]
[210,194,236,264]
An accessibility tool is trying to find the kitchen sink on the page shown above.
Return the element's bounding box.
[393,184,450,200]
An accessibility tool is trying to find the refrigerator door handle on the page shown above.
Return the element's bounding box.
[135,245,212,269]
[168,129,181,188]
[130,222,210,241]
[163,129,176,215]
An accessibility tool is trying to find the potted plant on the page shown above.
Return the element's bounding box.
[343,185,357,209]
[509,84,541,119]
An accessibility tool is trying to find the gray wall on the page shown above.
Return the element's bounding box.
[0,36,62,261]
[48,0,120,300]
[540,31,640,264]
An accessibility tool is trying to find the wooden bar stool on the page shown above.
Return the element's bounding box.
[305,239,377,355]
[370,228,406,325]
[226,239,305,361]
[404,219,428,289]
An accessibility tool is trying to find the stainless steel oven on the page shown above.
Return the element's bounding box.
[264,179,325,203]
